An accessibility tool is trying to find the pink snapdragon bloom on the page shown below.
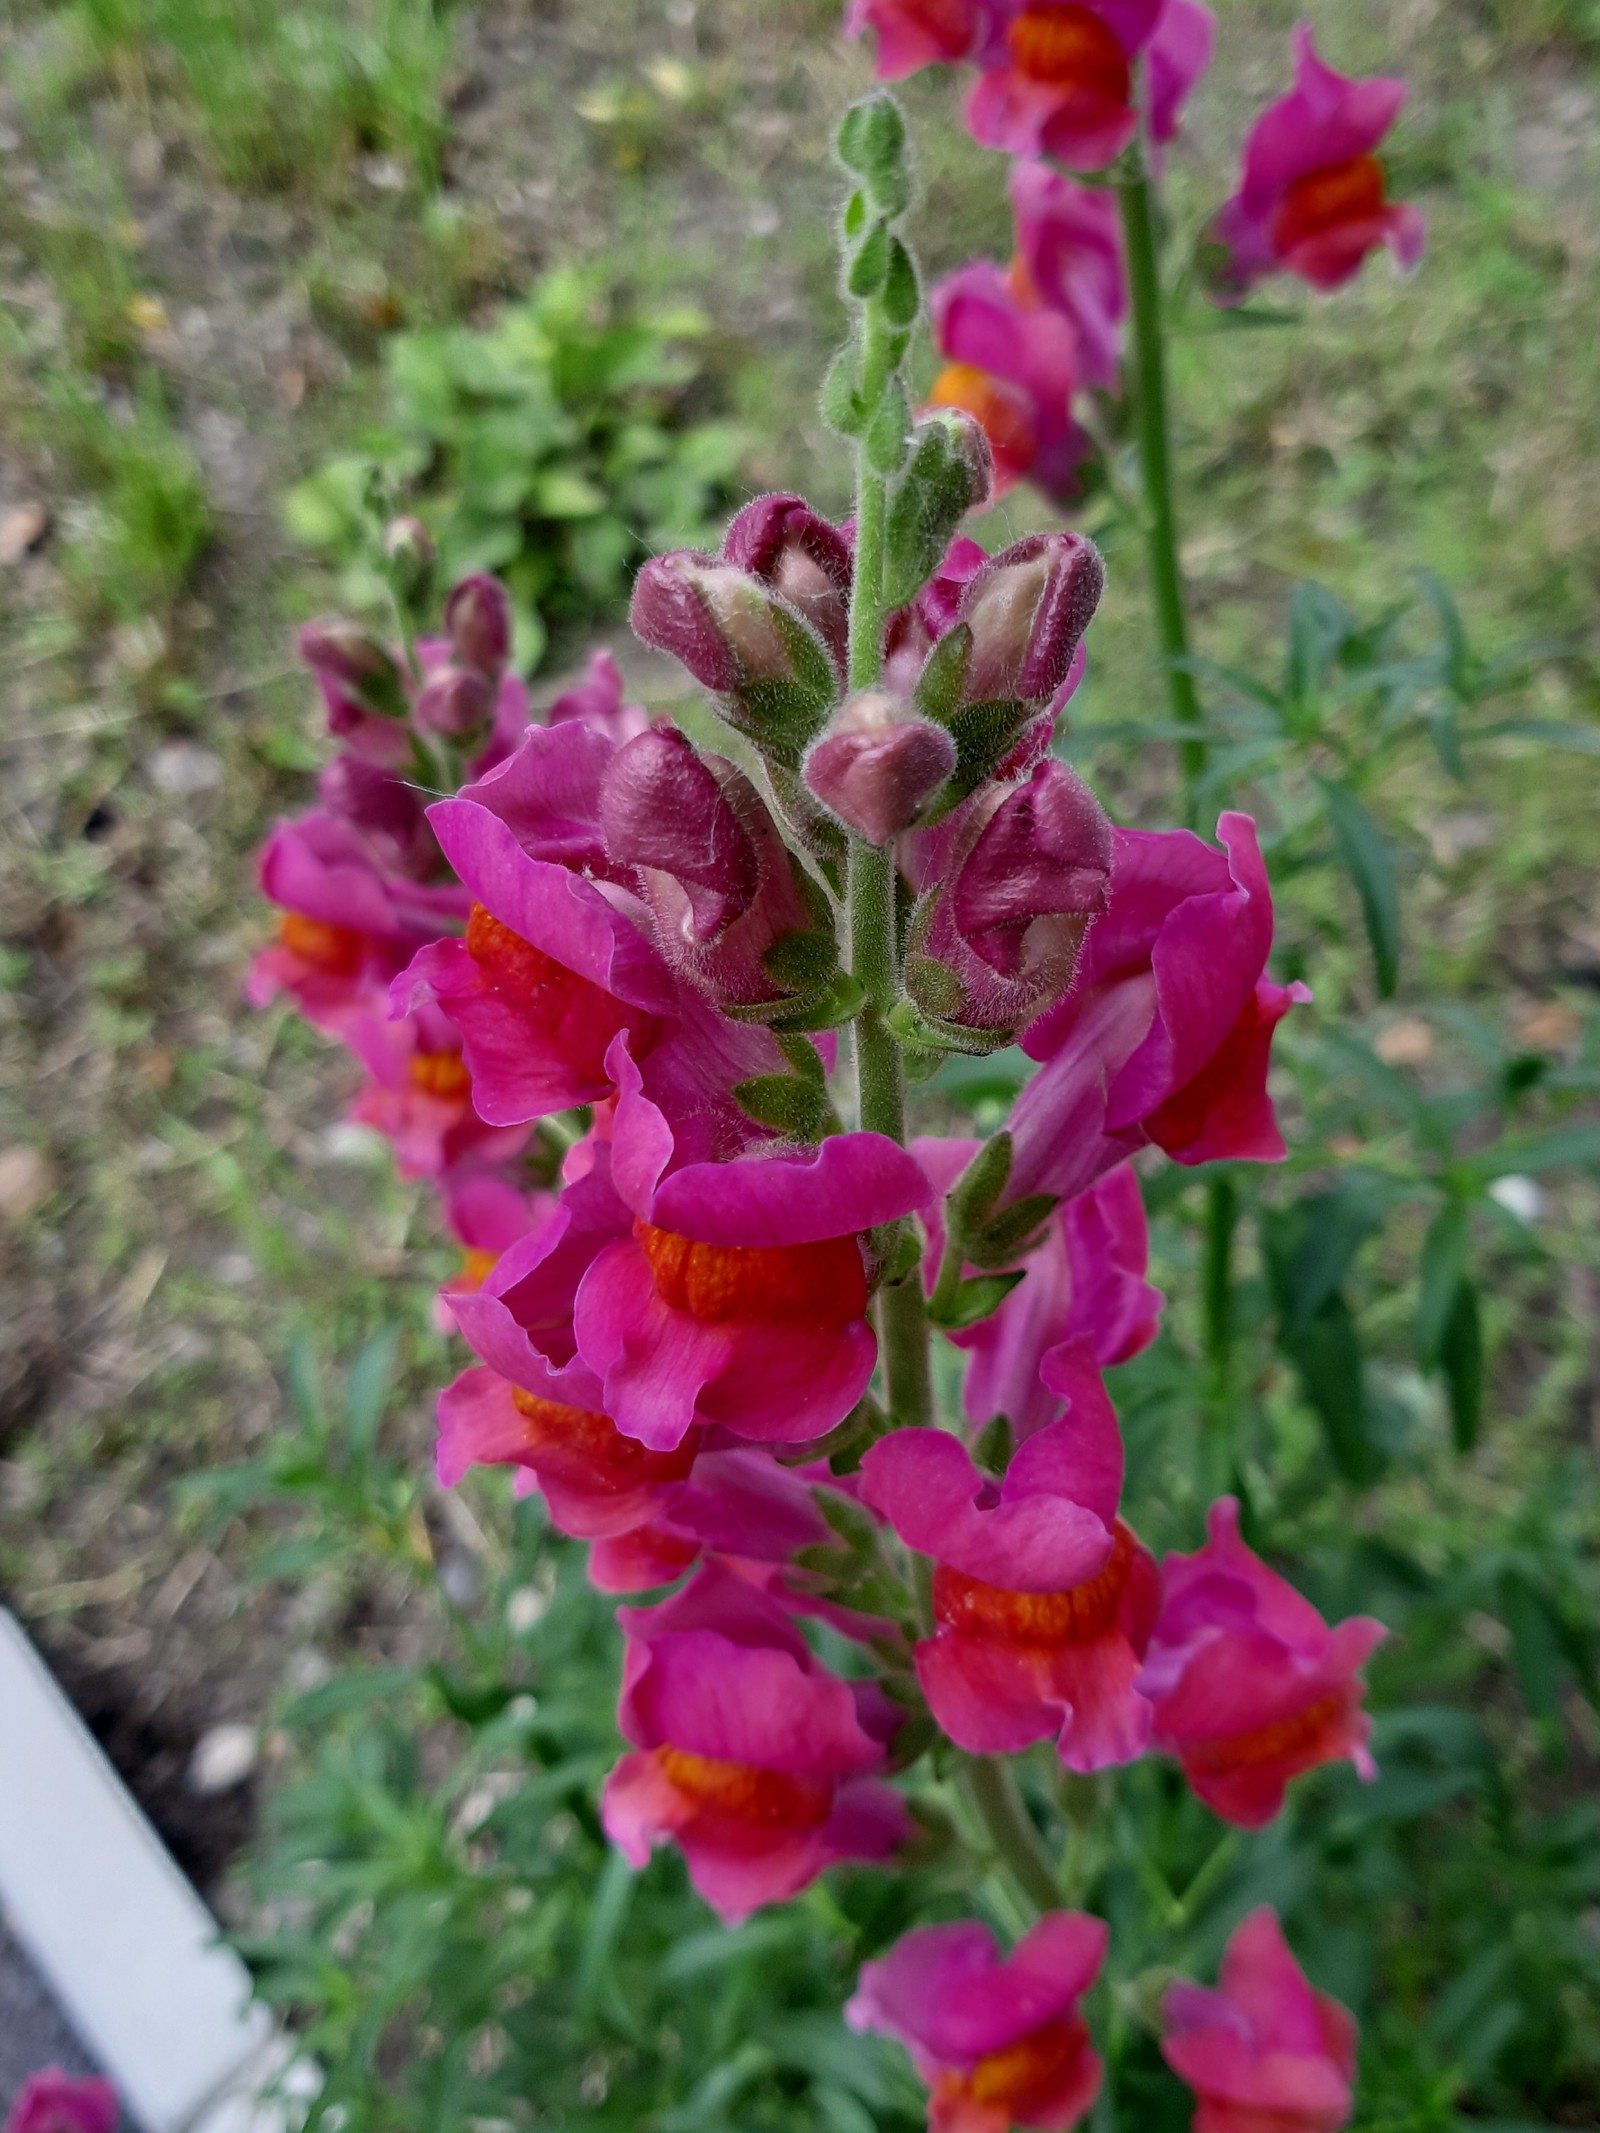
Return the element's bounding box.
[966,1,1163,169]
[1007,814,1309,1206]
[586,1447,835,1592]
[847,1912,1107,2133]
[862,1343,1160,1769]
[3,2073,118,2133]
[602,1563,910,1921]
[1209,26,1426,300]
[394,799,789,1159]
[1140,1498,1385,1827]
[928,263,1089,503]
[1162,1908,1358,2133]
[846,0,1006,78]
[247,809,466,1034]
[340,997,525,1180]
[544,648,652,745]
[574,1037,930,1449]
[1007,162,1126,391]
[927,1154,1163,1439]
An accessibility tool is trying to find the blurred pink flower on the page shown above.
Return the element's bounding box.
[927,263,1090,502]
[847,1911,1107,2132]
[965,1,1163,170]
[861,1342,1160,1769]
[845,0,1007,78]
[1209,25,1425,299]
[1139,1498,1385,1826]
[3,2073,118,2133]
[1146,0,1215,149]
[1008,162,1126,390]
[1162,1907,1358,2133]
[1008,813,1310,1205]
[602,1563,909,1921]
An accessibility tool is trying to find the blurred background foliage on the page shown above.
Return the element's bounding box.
[0,0,1597,2129]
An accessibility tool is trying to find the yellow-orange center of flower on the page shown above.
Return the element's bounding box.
[1007,4,1129,101]
[633,1220,869,1326]
[409,1047,472,1100]
[656,1747,832,1827]
[927,364,1037,488]
[933,1520,1136,1648]
[937,2014,1091,2119]
[279,911,364,973]
[456,1247,499,1290]
[1182,1689,1344,1775]
[463,902,628,1081]
[1271,153,1388,256]
[509,1384,695,1490]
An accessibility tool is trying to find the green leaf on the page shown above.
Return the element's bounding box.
[1440,1278,1484,1452]
[1462,1122,1600,1181]
[1281,1292,1385,1486]
[343,1329,398,1465]
[1416,1202,1469,1366]
[928,1269,1026,1331]
[1317,777,1401,997]
[882,236,919,326]
[846,219,891,299]
[1262,1180,1393,1337]
[946,1132,1014,1235]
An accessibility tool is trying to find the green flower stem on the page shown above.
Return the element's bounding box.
[1117,159,1205,814]
[1202,1169,1237,1378]
[961,1755,1062,1916]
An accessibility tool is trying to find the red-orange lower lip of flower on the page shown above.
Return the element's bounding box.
[933,1520,1136,1648]
[939,2013,1092,2118]
[464,901,626,1071]
[279,910,365,974]
[409,1046,472,1100]
[656,1746,832,1828]
[927,364,1036,490]
[1007,3,1130,102]
[509,1383,695,1491]
[1271,153,1388,257]
[634,1220,869,1327]
[1181,1688,1345,1777]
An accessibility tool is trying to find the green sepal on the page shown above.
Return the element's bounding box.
[765,970,869,1032]
[843,189,867,240]
[928,1268,1027,1331]
[865,377,911,475]
[731,1073,837,1142]
[971,1412,1013,1477]
[836,94,910,219]
[904,951,964,1019]
[729,676,833,762]
[912,623,973,725]
[821,348,867,438]
[947,1131,1014,1234]
[883,237,920,326]
[770,601,842,706]
[776,1031,827,1084]
[848,219,891,299]
[761,928,841,993]
[772,1396,885,1469]
[966,1192,1058,1269]
[885,995,1015,1056]
[815,1487,883,1557]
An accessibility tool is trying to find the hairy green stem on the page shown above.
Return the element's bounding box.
[1202,1171,1237,1378]
[961,1756,1062,1916]
[1118,161,1205,813]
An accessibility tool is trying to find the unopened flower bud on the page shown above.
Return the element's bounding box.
[382,516,436,601]
[958,532,1104,707]
[318,756,437,879]
[803,691,957,844]
[600,729,759,942]
[722,493,855,677]
[904,761,1112,1039]
[415,662,495,738]
[444,573,512,679]
[297,618,408,720]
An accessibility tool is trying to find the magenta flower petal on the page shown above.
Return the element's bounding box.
[861,1426,1112,1592]
[4,2074,119,2133]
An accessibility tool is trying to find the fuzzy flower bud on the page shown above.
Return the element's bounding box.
[599,726,841,1021]
[904,761,1113,1040]
[803,690,958,844]
[382,514,436,598]
[599,728,760,942]
[415,662,495,738]
[297,618,408,721]
[722,492,854,677]
[959,532,1105,707]
[444,573,512,679]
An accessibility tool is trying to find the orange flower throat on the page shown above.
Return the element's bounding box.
[509,1384,694,1492]
[1182,1689,1345,1776]
[656,1747,831,1828]
[927,365,1037,488]
[279,911,364,974]
[634,1220,868,1326]
[409,1047,471,1100]
[1007,4,1130,101]
[934,1521,1136,1648]
[464,902,629,1074]
[1272,153,1388,256]
[936,2013,1092,2120]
